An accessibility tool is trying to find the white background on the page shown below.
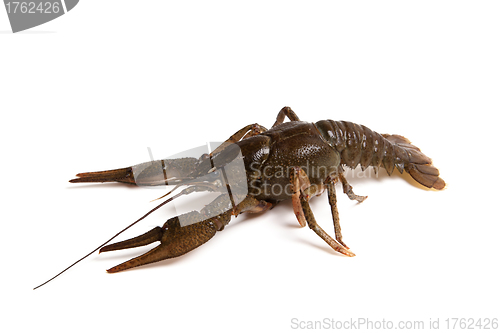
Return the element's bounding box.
[2,1,499,332]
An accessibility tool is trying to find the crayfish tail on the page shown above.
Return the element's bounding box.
[382,134,445,190]
[407,163,446,190]
[69,167,135,184]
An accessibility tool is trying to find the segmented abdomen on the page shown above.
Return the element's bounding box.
[315,120,433,174]
[315,119,445,190]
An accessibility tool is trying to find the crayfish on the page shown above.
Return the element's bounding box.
[34,107,444,289]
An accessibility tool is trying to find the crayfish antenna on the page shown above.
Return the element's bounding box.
[150,185,181,202]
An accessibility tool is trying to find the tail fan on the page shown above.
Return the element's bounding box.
[383,134,445,190]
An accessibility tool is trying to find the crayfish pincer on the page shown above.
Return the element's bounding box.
[34,107,444,289]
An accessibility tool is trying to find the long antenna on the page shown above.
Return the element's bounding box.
[33,190,186,290]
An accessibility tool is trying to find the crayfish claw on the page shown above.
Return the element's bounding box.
[69,167,136,184]
[106,242,172,274]
[99,227,163,253]
[103,214,218,273]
